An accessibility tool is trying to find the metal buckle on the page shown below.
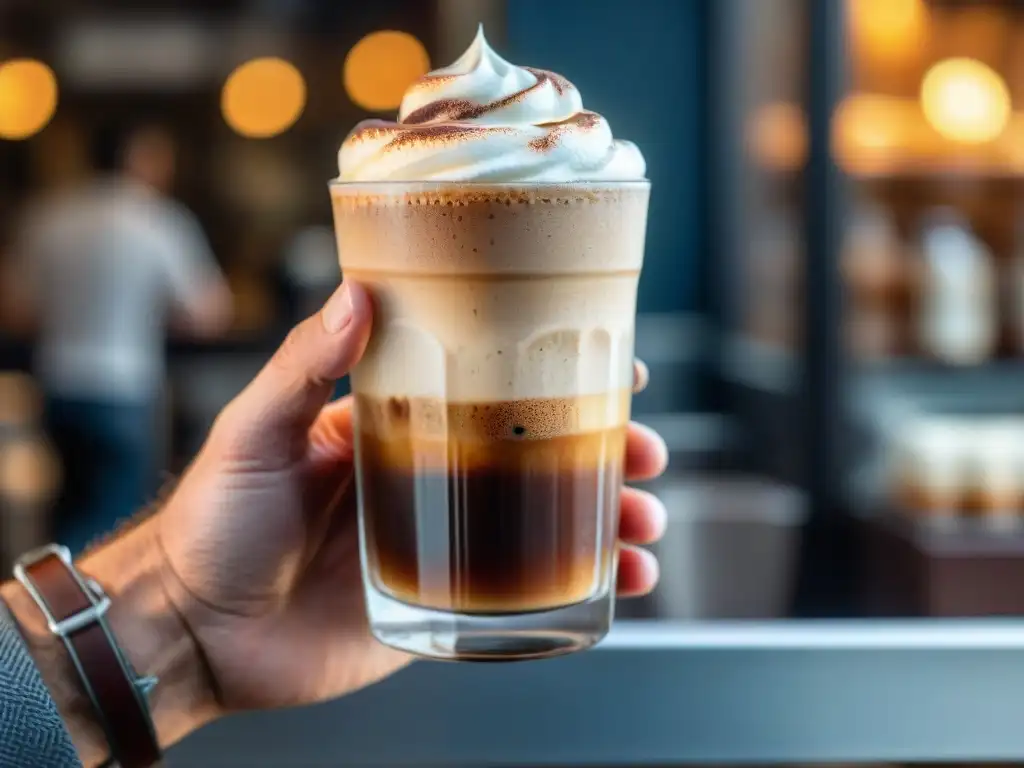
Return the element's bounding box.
[13,543,111,638]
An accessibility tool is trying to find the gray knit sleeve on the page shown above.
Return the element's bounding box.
[0,602,81,768]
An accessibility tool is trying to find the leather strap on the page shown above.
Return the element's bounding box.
[14,545,161,768]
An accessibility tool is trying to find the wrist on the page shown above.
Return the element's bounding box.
[1,518,218,766]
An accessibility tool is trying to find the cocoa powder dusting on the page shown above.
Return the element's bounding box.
[347,121,403,142]
[403,99,488,125]
[525,68,573,96]
[384,124,481,149]
[528,112,601,152]
[402,67,572,127]
[529,131,557,152]
[418,73,459,89]
[573,111,602,130]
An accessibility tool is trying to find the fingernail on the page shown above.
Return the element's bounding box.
[644,491,669,540]
[322,283,353,333]
[633,359,650,393]
[634,421,669,470]
[638,547,660,583]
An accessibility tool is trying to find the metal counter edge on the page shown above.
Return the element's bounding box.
[171,618,1024,766]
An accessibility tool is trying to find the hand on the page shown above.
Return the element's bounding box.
[158,280,668,714]
[2,280,670,766]
[0,276,667,765]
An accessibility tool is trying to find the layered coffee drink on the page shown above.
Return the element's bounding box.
[336,185,646,615]
[331,27,649,659]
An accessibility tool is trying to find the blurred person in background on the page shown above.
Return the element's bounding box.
[2,118,233,556]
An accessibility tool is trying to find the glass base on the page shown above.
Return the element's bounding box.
[365,585,614,662]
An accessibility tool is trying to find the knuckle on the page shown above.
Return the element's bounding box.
[208,398,246,445]
[270,325,306,374]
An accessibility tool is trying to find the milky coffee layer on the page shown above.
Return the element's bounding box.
[332,183,649,414]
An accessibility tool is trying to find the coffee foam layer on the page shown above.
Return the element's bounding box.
[330,182,641,209]
[359,427,627,475]
[334,185,647,403]
[356,393,629,472]
[356,391,631,441]
[331,183,649,276]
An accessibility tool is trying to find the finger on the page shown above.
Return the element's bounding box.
[632,358,649,394]
[215,282,372,452]
[308,396,356,465]
[624,421,668,482]
[296,396,358,560]
[616,545,659,598]
[619,487,667,545]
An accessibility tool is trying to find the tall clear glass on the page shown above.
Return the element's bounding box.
[330,180,650,661]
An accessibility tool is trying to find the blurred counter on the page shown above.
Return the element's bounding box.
[171,619,1024,767]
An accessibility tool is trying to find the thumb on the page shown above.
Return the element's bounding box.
[214,281,372,458]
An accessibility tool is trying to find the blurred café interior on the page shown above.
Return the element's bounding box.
[8,0,1024,765]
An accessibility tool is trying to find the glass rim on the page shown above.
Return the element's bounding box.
[328,178,650,189]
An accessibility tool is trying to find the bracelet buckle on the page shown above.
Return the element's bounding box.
[12,541,162,766]
[14,544,112,638]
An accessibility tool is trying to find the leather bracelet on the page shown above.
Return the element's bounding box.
[13,544,162,768]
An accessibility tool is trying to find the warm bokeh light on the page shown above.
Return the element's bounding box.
[0,59,59,140]
[921,58,1011,145]
[848,0,925,62]
[832,94,918,175]
[747,103,807,171]
[931,6,1008,71]
[344,30,430,112]
[995,113,1024,173]
[221,58,306,139]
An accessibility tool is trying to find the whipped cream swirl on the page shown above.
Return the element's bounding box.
[338,26,645,182]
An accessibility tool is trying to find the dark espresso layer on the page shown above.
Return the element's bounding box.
[355,395,628,614]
